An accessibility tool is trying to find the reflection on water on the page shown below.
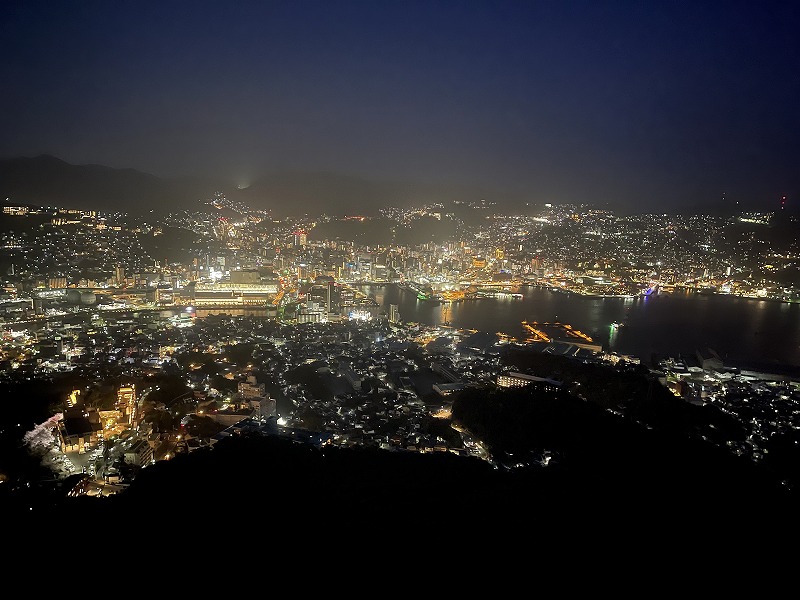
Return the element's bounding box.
[355,284,800,370]
[607,323,620,348]
[189,285,800,371]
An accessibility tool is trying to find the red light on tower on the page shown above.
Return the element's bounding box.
[781,196,786,210]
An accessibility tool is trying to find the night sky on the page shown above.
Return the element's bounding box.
[1,0,798,213]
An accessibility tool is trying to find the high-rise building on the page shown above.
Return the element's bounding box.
[308,283,332,314]
[389,303,400,324]
[115,265,125,286]
[117,385,137,425]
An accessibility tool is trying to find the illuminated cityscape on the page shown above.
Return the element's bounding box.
[1,2,799,537]
[1,196,799,515]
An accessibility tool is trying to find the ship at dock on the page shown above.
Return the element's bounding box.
[399,279,438,302]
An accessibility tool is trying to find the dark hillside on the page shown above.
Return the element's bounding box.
[0,155,217,215]
[9,386,791,540]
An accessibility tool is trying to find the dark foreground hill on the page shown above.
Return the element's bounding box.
[6,390,794,544]
[1,367,795,548]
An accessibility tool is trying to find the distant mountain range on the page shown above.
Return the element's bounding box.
[0,154,214,216]
[0,155,524,217]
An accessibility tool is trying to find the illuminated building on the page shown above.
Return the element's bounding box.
[389,303,400,323]
[114,264,125,286]
[339,285,356,305]
[190,281,279,306]
[2,205,29,215]
[297,310,322,323]
[345,304,380,320]
[496,371,562,393]
[117,384,137,424]
[297,264,308,281]
[237,375,277,419]
[124,439,154,466]
[154,284,174,306]
[308,282,335,315]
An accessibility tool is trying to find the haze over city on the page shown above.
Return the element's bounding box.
[2,0,798,215]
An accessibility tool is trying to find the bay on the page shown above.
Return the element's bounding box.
[358,284,800,374]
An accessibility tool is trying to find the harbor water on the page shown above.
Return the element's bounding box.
[357,284,800,374]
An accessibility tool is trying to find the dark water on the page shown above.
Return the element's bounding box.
[359,284,800,373]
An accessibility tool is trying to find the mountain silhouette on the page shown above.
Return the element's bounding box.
[229,170,523,217]
[0,155,528,218]
[0,154,222,216]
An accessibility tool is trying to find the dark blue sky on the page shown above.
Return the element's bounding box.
[1,0,798,213]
